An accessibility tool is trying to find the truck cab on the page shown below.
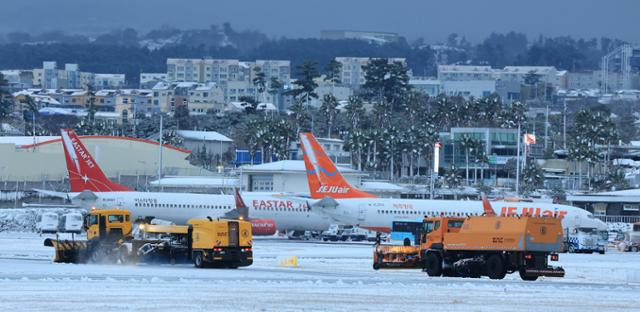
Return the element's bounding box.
[85,209,132,241]
[421,217,465,249]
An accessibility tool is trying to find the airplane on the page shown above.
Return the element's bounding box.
[298,132,607,233]
[37,129,332,235]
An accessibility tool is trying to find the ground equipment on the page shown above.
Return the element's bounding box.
[373,212,565,281]
[44,208,253,268]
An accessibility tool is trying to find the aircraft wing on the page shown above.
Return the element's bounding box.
[33,189,70,200]
[310,196,340,209]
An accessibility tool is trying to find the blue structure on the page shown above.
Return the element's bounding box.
[390,221,423,246]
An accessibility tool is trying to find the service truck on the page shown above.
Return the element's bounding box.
[44,208,253,268]
[373,213,565,281]
[565,226,606,254]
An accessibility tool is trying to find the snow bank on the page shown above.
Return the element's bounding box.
[0,208,82,232]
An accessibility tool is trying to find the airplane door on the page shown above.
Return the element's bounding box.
[358,204,367,222]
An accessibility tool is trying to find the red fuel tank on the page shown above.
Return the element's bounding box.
[250,219,277,236]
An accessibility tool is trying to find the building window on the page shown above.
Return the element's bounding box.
[250,175,273,192]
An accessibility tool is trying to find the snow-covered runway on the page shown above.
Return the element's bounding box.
[1,233,639,311]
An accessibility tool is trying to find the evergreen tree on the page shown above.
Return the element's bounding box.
[324,59,342,85]
[521,160,544,195]
[268,77,283,109]
[287,60,319,108]
[0,73,13,120]
[252,66,267,103]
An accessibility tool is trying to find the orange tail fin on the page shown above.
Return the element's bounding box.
[299,132,375,199]
[482,193,496,216]
[61,129,132,192]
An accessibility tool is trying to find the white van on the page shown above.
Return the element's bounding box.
[38,212,59,234]
[60,212,83,233]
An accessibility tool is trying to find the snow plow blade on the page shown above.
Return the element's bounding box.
[44,238,88,263]
[372,245,422,270]
[524,266,566,278]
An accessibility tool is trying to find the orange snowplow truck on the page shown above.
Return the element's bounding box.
[374,215,565,281]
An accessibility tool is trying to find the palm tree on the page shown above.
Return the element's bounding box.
[460,134,476,185]
[319,93,338,137]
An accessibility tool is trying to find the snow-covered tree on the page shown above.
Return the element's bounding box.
[521,160,544,195]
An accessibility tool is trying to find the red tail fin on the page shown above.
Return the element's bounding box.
[61,129,132,192]
[299,132,376,199]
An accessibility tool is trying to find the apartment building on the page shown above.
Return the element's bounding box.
[114,89,153,120]
[166,58,291,86]
[335,57,408,88]
[151,81,224,114]
[139,73,168,88]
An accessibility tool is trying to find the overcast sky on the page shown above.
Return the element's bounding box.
[3,0,639,43]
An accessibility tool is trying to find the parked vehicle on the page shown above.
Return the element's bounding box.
[565,227,606,254]
[60,212,83,233]
[37,212,59,234]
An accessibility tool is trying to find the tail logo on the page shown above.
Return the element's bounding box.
[316,186,350,194]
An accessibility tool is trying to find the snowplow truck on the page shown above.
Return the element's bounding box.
[373,215,565,281]
[44,209,253,268]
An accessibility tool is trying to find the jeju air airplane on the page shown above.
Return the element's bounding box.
[36,129,332,234]
[298,132,606,233]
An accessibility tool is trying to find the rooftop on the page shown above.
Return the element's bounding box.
[240,160,360,174]
[176,130,232,142]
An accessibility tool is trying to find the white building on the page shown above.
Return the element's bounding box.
[442,80,496,98]
[335,57,408,88]
[321,30,401,44]
[409,78,441,97]
[139,73,168,88]
[166,58,291,87]
[94,74,126,89]
[239,160,364,193]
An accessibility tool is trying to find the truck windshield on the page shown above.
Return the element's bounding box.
[87,215,98,226]
[423,221,434,233]
[599,231,608,240]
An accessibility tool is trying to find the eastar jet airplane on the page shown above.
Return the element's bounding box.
[299,132,606,232]
[37,129,332,234]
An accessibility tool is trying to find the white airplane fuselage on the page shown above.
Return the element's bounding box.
[319,198,606,232]
[69,191,331,231]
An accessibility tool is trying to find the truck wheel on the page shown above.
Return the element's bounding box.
[193,252,206,268]
[485,255,506,280]
[568,245,575,253]
[425,252,443,277]
[519,269,538,281]
[599,250,605,255]
[632,246,639,252]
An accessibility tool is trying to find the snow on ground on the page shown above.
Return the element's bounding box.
[1,233,639,311]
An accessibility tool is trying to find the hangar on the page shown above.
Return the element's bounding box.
[0,135,208,192]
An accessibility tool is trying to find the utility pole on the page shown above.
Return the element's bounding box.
[544,103,549,151]
[157,114,163,192]
[563,100,567,150]
[515,123,521,196]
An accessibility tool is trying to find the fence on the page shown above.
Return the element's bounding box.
[595,215,640,224]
